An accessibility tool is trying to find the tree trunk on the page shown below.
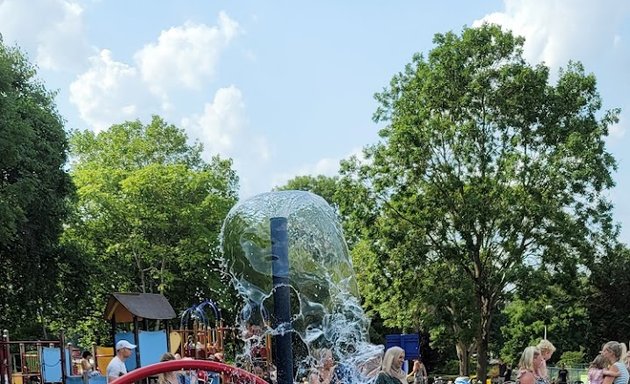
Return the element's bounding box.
[456,341,471,376]
[475,293,493,384]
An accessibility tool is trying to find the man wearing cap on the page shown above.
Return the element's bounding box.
[106,340,137,383]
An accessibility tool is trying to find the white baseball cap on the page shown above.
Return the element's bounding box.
[116,340,137,351]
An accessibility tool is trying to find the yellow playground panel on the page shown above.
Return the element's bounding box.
[95,346,114,373]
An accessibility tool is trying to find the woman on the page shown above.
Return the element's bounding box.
[601,341,629,384]
[375,346,406,384]
[517,346,546,384]
[309,348,351,384]
[158,352,181,384]
[407,359,428,384]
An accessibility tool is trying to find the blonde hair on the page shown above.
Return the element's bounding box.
[537,339,556,354]
[381,346,406,383]
[603,341,628,362]
[158,352,177,384]
[518,346,541,372]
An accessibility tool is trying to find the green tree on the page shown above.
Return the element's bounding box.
[499,267,590,365]
[0,38,74,338]
[557,349,586,367]
[585,243,630,355]
[341,24,618,379]
[354,236,478,374]
[64,116,239,343]
[274,175,340,208]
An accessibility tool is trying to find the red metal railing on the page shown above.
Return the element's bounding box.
[110,359,267,384]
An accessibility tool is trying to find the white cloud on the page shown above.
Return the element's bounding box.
[134,12,241,95]
[181,86,272,198]
[181,86,248,156]
[69,12,242,132]
[474,0,630,69]
[69,49,162,131]
[0,0,92,70]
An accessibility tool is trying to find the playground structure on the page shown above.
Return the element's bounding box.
[171,300,227,359]
[104,292,177,372]
[0,292,178,384]
[1,293,274,384]
[0,329,76,384]
[169,299,272,372]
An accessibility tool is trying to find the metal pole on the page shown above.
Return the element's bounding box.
[165,321,170,355]
[2,330,10,384]
[133,316,140,370]
[60,330,67,384]
[270,217,293,384]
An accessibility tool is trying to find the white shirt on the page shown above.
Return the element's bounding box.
[106,356,127,383]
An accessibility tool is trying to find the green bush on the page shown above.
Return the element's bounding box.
[558,348,586,366]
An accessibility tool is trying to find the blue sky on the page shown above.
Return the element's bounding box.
[1,0,629,243]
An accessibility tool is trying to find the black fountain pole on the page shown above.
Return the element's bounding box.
[270,217,293,384]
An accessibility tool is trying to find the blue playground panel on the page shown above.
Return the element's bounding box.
[138,330,167,367]
[42,347,63,383]
[66,374,107,384]
[115,329,168,370]
[386,333,420,360]
[66,376,82,384]
[90,375,108,384]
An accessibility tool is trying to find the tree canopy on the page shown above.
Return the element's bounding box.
[63,116,239,344]
[0,38,74,338]
[340,24,619,378]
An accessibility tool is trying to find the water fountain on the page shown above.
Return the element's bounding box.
[221,190,383,383]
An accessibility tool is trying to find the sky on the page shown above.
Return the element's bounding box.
[1,0,629,243]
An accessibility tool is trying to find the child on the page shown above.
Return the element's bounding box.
[589,354,608,384]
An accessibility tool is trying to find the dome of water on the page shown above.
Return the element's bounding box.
[221,190,383,381]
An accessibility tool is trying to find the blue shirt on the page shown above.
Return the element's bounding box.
[613,362,629,384]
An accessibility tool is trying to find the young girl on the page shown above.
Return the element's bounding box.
[536,340,556,382]
[407,359,428,384]
[589,354,608,384]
